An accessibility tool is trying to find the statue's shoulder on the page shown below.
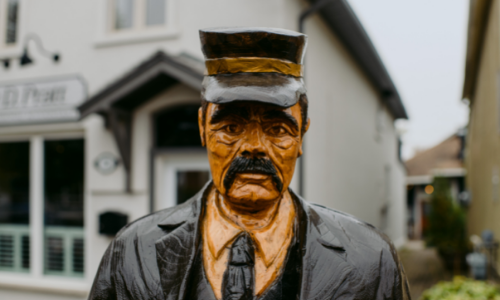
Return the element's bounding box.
[303,201,410,298]
[307,201,399,256]
[113,199,195,244]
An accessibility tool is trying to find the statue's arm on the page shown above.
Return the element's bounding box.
[380,246,412,300]
[396,253,412,300]
[88,240,117,300]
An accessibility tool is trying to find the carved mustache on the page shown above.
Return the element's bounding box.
[223,157,283,193]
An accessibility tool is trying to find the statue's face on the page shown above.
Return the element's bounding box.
[199,101,309,211]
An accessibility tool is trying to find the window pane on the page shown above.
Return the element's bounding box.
[155,105,203,148]
[44,140,84,227]
[114,0,134,30]
[146,0,166,26]
[176,171,209,205]
[72,238,84,273]
[6,0,19,44]
[46,237,64,272]
[44,139,84,277]
[0,142,30,273]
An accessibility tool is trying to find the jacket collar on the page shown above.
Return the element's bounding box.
[295,194,359,300]
[155,182,354,300]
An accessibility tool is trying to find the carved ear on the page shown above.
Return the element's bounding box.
[198,107,206,147]
[304,118,311,134]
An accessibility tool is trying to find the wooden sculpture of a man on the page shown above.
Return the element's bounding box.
[89,28,411,300]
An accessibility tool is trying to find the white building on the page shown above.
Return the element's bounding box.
[0,0,408,299]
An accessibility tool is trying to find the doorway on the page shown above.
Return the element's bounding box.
[159,152,210,209]
[153,104,209,211]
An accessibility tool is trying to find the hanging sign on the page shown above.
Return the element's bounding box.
[0,75,87,126]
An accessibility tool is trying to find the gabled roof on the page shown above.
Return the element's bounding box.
[78,51,206,193]
[405,134,465,178]
[310,0,407,119]
[79,51,204,118]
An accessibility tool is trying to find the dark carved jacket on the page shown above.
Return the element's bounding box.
[88,182,411,300]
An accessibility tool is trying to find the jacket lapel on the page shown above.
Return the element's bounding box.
[297,197,359,300]
[155,183,210,300]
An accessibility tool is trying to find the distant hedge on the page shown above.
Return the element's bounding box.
[425,177,469,271]
[420,276,500,300]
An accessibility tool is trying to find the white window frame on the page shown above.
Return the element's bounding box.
[0,125,89,297]
[95,0,179,48]
[155,151,210,211]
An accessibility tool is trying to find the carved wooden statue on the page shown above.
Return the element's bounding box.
[89,27,411,300]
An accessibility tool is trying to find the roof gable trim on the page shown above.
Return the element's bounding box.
[78,51,203,118]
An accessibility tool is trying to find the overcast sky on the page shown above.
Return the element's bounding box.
[347,0,470,160]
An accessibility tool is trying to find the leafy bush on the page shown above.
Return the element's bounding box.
[420,276,500,300]
[425,177,469,270]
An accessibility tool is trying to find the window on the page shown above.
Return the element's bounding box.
[154,105,202,148]
[0,0,19,48]
[0,142,30,273]
[5,0,18,44]
[97,0,176,47]
[114,0,134,30]
[112,0,167,31]
[176,171,209,204]
[380,165,391,231]
[0,138,85,279]
[154,105,210,210]
[497,71,500,133]
[44,140,84,277]
[145,0,166,26]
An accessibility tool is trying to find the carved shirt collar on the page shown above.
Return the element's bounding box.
[204,190,296,267]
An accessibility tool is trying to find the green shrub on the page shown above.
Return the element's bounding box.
[425,177,469,270]
[420,276,500,300]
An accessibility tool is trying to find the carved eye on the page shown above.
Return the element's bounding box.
[269,126,286,136]
[224,124,241,134]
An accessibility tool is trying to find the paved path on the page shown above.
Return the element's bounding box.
[399,241,452,299]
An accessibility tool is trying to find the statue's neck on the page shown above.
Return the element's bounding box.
[215,190,286,231]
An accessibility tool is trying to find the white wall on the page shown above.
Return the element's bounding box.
[281,1,407,245]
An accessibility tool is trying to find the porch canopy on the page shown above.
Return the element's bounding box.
[78,52,204,191]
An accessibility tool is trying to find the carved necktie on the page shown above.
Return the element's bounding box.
[222,232,255,300]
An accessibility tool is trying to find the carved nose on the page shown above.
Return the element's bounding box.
[241,128,266,159]
[241,149,266,159]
